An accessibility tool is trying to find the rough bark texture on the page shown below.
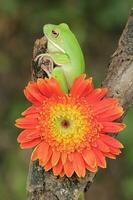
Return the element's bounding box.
[102,8,133,110]
[27,8,133,200]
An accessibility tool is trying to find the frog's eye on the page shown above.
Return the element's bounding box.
[52,29,59,38]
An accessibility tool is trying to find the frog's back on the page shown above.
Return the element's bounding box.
[59,23,85,73]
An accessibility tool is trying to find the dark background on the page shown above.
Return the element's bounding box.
[0,1,133,200]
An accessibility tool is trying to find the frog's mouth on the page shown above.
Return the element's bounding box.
[46,37,66,54]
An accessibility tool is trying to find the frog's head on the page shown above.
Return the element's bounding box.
[43,23,70,53]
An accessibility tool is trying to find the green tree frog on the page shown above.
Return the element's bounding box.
[38,23,85,93]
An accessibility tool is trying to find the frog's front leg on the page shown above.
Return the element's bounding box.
[52,67,69,93]
[34,52,70,93]
[45,53,70,93]
[35,52,70,76]
[34,54,54,77]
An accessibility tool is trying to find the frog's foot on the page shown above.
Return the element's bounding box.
[34,54,54,78]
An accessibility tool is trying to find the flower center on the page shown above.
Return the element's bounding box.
[39,96,100,152]
[61,119,70,129]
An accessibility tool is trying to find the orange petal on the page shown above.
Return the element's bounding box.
[37,142,49,161]
[22,106,41,116]
[85,163,97,173]
[72,77,93,97]
[41,147,53,166]
[93,98,119,115]
[109,146,121,155]
[20,138,41,149]
[96,139,110,152]
[73,152,86,177]
[37,78,64,97]
[64,158,74,177]
[22,106,35,116]
[80,78,93,97]
[24,88,40,105]
[101,122,126,133]
[53,159,63,176]
[97,107,124,122]
[68,153,74,162]
[39,159,44,166]
[37,79,52,97]
[26,82,45,103]
[51,151,60,167]
[31,146,39,160]
[60,169,65,177]
[70,75,86,96]
[48,78,64,96]
[17,129,40,143]
[82,149,96,168]
[45,160,52,171]
[93,148,106,168]
[61,152,67,165]
[87,88,108,103]
[15,117,38,129]
[104,152,116,159]
[25,113,39,119]
[101,134,124,149]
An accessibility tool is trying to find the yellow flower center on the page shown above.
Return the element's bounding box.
[39,96,101,152]
[49,103,88,143]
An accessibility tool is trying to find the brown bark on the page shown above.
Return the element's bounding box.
[27,8,133,200]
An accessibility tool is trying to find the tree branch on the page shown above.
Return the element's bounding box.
[102,8,133,110]
[27,8,133,200]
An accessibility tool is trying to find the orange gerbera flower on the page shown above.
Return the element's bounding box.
[16,75,125,177]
